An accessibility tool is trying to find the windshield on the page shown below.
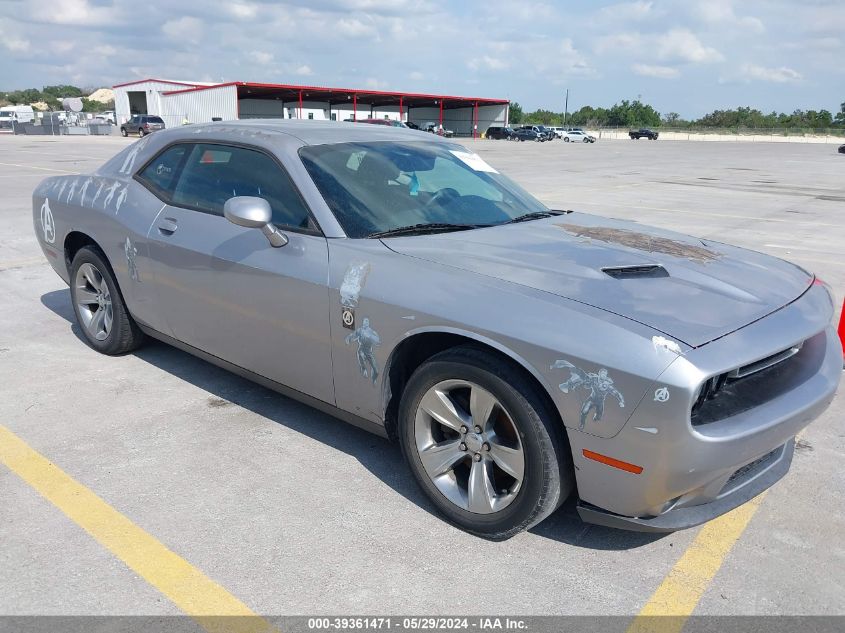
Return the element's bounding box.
[0,112,11,119]
[299,141,548,238]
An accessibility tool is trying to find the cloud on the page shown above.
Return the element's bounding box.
[738,63,802,83]
[162,16,204,45]
[467,55,510,72]
[632,63,679,79]
[0,19,30,53]
[656,29,723,63]
[595,28,721,65]
[599,1,653,21]
[691,0,764,33]
[248,50,274,65]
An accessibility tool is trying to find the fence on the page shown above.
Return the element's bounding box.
[583,126,845,144]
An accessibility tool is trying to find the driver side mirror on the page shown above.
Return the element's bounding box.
[223,196,288,248]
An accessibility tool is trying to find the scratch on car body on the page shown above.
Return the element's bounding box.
[65,179,78,203]
[125,237,139,281]
[653,335,682,355]
[345,317,381,385]
[79,177,93,206]
[340,261,370,309]
[103,181,121,208]
[119,136,150,175]
[92,180,105,206]
[115,186,128,213]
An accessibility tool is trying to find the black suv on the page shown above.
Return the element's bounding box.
[486,126,516,140]
[120,115,166,137]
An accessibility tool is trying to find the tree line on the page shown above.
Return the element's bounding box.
[510,100,845,130]
[1,85,112,112]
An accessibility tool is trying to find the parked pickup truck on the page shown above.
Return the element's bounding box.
[629,128,659,140]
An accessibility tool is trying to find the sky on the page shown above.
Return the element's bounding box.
[0,0,843,118]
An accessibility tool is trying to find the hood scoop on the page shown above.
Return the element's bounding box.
[602,264,669,279]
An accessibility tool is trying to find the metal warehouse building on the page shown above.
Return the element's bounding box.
[113,78,510,138]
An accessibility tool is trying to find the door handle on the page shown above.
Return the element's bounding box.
[157,218,178,235]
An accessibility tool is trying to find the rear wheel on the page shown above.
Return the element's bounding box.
[138,128,145,137]
[399,346,572,540]
[70,246,144,355]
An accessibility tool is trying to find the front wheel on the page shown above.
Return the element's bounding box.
[399,346,572,540]
[120,127,128,137]
[70,246,144,355]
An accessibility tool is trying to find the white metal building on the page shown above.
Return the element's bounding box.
[112,78,510,137]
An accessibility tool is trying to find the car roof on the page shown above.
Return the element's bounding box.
[156,118,449,147]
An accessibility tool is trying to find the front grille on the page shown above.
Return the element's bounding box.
[691,336,819,427]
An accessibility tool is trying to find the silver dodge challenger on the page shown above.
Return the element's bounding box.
[33,121,841,539]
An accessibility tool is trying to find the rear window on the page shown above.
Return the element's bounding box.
[147,117,164,124]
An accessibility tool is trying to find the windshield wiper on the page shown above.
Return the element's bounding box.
[503,210,561,224]
[367,222,488,238]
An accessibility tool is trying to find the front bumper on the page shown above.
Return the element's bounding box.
[567,284,841,531]
[577,439,793,532]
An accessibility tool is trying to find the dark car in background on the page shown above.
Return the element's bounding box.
[513,127,544,142]
[120,115,165,137]
[838,144,845,154]
[535,125,556,141]
[486,126,516,140]
[629,128,659,140]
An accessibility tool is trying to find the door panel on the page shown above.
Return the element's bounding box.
[146,207,333,404]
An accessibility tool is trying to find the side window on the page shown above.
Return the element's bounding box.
[171,143,313,230]
[137,144,190,198]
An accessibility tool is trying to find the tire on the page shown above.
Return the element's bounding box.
[138,128,145,137]
[70,246,144,355]
[120,127,127,137]
[398,346,572,540]
[564,137,570,142]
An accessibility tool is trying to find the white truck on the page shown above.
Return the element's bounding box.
[0,105,35,128]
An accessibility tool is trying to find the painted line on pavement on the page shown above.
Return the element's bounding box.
[626,493,766,633]
[0,424,276,633]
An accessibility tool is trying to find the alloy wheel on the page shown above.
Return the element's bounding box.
[74,263,113,341]
[414,379,525,514]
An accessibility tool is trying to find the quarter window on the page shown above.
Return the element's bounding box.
[136,144,189,197]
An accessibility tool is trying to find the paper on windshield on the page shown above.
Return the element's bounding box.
[449,150,499,174]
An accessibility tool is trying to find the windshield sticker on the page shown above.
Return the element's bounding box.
[125,237,139,281]
[340,261,370,309]
[40,199,55,244]
[346,317,381,386]
[551,360,625,430]
[449,150,499,174]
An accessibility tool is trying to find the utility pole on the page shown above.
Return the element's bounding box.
[564,89,569,128]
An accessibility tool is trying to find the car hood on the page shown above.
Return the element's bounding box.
[384,213,812,348]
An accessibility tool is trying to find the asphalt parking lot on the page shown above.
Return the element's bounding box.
[1,133,843,620]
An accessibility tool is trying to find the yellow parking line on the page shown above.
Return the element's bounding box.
[0,425,276,633]
[626,493,766,633]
